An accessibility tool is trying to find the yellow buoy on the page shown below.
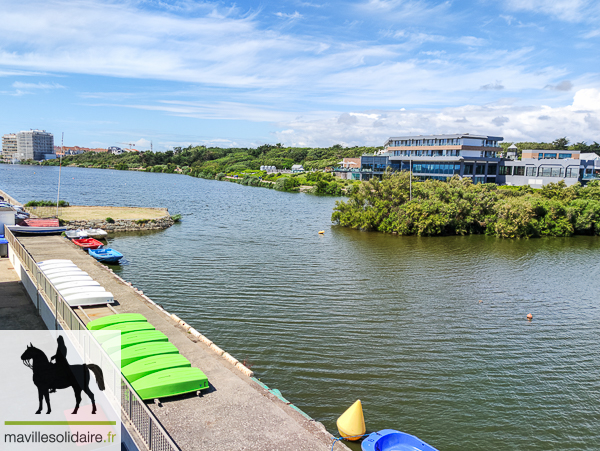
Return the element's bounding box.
[337,399,365,441]
[318,230,325,234]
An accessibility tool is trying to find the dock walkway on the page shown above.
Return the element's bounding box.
[16,235,347,451]
[0,258,46,329]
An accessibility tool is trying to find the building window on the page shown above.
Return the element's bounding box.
[463,164,473,175]
[551,167,561,177]
[526,167,536,176]
[565,167,578,178]
[558,153,571,159]
[474,176,485,184]
[475,164,486,175]
[544,153,557,159]
[487,164,497,175]
[499,166,512,175]
[514,166,525,176]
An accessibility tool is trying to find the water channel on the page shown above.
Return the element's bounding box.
[2,164,599,450]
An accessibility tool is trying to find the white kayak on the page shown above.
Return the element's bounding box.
[42,267,87,277]
[38,259,74,266]
[63,291,114,306]
[53,280,101,291]
[59,285,107,297]
[46,270,90,280]
[39,262,78,271]
[50,275,94,285]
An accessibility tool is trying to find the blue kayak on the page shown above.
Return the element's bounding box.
[361,429,439,451]
[88,248,123,264]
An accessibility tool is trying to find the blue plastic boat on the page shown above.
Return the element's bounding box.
[361,429,439,451]
[88,248,123,264]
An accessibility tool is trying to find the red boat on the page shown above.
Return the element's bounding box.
[72,238,104,250]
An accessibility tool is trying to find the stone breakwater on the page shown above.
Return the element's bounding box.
[67,215,174,232]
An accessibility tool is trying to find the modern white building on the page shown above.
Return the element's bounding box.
[16,129,54,161]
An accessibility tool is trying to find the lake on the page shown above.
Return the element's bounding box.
[2,164,599,450]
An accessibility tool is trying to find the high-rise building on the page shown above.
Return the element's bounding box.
[16,129,54,161]
[1,134,18,162]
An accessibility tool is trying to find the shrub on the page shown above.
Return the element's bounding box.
[171,214,182,223]
[105,217,115,223]
[25,200,70,207]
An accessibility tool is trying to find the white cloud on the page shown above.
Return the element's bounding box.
[275,11,302,19]
[271,89,600,146]
[503,0,599,22]
[12,81,64,90]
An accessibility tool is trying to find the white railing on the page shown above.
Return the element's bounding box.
[4,226,179,451]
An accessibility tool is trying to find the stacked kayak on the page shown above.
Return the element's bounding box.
[87,313,209,400]
[38,259,114,306]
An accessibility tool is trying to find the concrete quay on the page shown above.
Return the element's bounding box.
[14,235,349,451]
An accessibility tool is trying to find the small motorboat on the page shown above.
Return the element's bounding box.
[88,248,123,264]
[86,228,108,238]
[72,238,104,250]
[66,229,88,239]
[361,429,439,451]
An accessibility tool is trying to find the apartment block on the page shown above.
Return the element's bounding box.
[16,129,54,161]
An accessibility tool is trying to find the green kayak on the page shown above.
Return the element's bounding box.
[102,330,169,355]
[122,354,192,383]
[87,313,147,330]
[132,367,209,400]
[92,322,156,344]
[111,342,179,367]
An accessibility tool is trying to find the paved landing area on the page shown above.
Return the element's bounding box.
[0,258,46,330]
[16,235,348,451]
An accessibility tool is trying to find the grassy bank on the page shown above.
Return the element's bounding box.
[27,144,372,196]
[25,203,169,221]
[332,172,600,238]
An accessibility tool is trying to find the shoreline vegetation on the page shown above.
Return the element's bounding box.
[18,144,380,195]
[332,172,600,238]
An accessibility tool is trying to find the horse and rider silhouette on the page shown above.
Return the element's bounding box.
[20,336,105,415]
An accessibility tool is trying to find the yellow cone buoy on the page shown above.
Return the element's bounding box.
[337,399,365,441]
[318,230,325,234]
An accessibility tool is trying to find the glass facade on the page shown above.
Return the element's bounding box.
[463,164,473,175]
[411,163,461,174]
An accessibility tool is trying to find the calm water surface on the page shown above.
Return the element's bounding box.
[2,165,599,450]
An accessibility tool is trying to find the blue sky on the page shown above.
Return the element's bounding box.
[0,0,599,150]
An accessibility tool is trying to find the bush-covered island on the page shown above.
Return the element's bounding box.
[332,172,600,238]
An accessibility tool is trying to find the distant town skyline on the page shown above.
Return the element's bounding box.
[0,0,599,151]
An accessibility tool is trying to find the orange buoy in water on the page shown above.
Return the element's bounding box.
[527,313,533,320]
[318,230,324,234]
[337,400,365,441]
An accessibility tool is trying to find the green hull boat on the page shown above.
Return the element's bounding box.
[122,354,192,383]
[111,342,179,367]
[93,322,156,344]
[132,367,209,400]
[102,330,169,355]
[87,313,148,330]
